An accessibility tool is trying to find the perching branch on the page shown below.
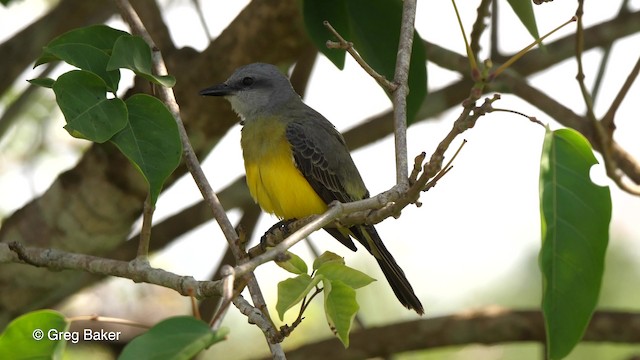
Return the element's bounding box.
[323,21,396,91]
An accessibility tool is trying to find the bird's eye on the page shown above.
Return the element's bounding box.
[242,77,254,86]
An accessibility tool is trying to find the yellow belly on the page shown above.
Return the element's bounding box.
[244,135,327,220]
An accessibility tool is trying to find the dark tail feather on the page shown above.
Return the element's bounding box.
[354,225,424,315]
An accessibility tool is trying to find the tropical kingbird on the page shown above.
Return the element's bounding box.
[200,63,423,314]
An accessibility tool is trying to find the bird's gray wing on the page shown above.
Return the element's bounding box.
[285,120,357,204]
[285,118,365,251]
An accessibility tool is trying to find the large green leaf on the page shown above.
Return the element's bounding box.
[35,25,129,67]
[52,70,128,143]
[539,128,611,359]
[506,0,540,40]
[323,280,358,347]
[0,310,69,360]
[110,94,182,205]
[120,317,227,360]
[302,0,349,69]
[44,43,120,92]
[107,35,176,88]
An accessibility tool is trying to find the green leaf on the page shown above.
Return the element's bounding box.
[28,77,56,88]
[35,25,129,67]
[275,251,308,275]
[346,0,427,124]
[312,251,345,271]
[316,262,376,289]
[120,316,227,360]
[323,280,358,347]
[52,70,128,143]
[302,0,349,69]
[539,128,611,360]
[110,94,182,205]
[107,35,176,87]
[45,43,120,92]
[506,0,540,40]
[276,274,320,320]
[0,310,69,360]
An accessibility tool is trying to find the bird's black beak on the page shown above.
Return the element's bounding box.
[199,83,236,97]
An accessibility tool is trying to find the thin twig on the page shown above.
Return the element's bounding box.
[492,108,545,127]
[491,16,577,80]
[574,2,597,124]
[424,139,467,192]
[192,0,213,40]
[323,21,396,91]
[280,286,323,337]
[470,0,492,58]
[451,0,479,77]
[136,194,154,260]
[591,0,630,102]
[601,55,640,133]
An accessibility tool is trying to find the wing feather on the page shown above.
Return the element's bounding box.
[285,121,354,204]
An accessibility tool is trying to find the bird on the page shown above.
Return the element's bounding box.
[200,62,423,314]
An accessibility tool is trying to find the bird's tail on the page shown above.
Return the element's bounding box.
[354,225,424,315]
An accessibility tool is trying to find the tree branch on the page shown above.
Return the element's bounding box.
[281,308,640,360]
[1,242,221,298]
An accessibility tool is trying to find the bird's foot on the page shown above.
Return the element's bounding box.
[260,219,296,249]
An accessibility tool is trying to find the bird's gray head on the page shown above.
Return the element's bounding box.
[199,63,299,120]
